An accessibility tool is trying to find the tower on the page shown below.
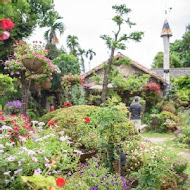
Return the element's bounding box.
[160,20,172,84]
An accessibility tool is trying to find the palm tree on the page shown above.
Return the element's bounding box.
[78,48,86,73]
[44,17,64,45]
[86,49,96,71]
[66,35,79,57]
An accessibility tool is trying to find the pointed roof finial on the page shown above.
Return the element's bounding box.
[161,20,172,37]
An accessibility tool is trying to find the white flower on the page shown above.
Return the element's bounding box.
[60,136,70,142]
[32,157,38,162]
[35,138,43,142]
[38,122,45,126]
[7,156,16,161]
[0,144,5,149]
[0,125,12,131]
[58,131,65,135]
[44,163,51,169]
[62,150,68,153]
[0,150,4,153]
[31,120,38,125]
[14,169,22,175]
[4,171,11,175]
[44,156,50,163]
[6,142,15,147]
[18,161,22,166]
[27,150,36,155]
[19,136,26,142]
[74,150,83,155]
[4,180,9,184]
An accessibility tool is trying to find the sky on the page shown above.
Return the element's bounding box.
[30,0,190,71]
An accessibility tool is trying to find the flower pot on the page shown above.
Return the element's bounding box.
[22,58,43,72]
[41,81,52,90]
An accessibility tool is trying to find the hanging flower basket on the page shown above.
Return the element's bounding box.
[22,58,43,72]
[41,81,52,90]
[36,67,43,74]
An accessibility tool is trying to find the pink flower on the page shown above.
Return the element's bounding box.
[0,31,10,40]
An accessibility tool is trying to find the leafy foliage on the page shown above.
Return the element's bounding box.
[0,0,59,60]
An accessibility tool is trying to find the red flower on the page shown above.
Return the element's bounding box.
[84,117,90,123]
[56,177,66,187]
[73,120,77,124]
[0,18,15,30]
[62,102,72,107]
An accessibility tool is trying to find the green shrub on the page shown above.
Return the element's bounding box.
[40,105,139,150]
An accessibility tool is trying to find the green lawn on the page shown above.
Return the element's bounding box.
[141,131,174,138]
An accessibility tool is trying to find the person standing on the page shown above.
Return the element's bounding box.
[129,96,143,133]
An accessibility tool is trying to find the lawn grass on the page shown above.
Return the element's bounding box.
[141,131,174,138]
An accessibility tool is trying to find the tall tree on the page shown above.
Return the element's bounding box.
[100,4,143,103]
[44,16,64,44]
[0,0,59,60]
[86,49,96,71]
[66,35,79,57]
[77,48,86,73]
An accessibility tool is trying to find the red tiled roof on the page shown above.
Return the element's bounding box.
[83,54,167,84]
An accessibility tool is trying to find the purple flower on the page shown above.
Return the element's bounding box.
[4,100,21,114]
[106,182,109,185]
[111,179,114,184]
[91,173,94,177]
[34,168,41,175]
[95,165,100,169]
[14,169,22,175]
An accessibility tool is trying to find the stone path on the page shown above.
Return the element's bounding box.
[143,136,190,161]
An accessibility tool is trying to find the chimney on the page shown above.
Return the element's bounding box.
[160,20,172,84]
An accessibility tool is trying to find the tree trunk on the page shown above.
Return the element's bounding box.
[101,48,115,103]
[21,71,29,115]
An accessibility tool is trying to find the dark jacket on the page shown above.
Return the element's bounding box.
[129,102,143,119]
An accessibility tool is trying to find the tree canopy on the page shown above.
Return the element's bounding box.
[152,24,190,68]
[0,0,59,60]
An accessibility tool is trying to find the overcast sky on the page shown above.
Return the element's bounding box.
[30,0,190,71]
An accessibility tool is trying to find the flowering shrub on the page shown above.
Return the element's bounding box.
[143,82,160,92]
[61,74,84,89]
[0,111,33,143]
[4,59,26,76]
[4,100,21,114]
[42,105,138,151]
[0,120,80,189]
[123,141,188,189]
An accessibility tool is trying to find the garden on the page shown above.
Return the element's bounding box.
[0,1,190,189]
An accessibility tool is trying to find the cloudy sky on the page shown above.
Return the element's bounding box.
[30,0,190,71]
